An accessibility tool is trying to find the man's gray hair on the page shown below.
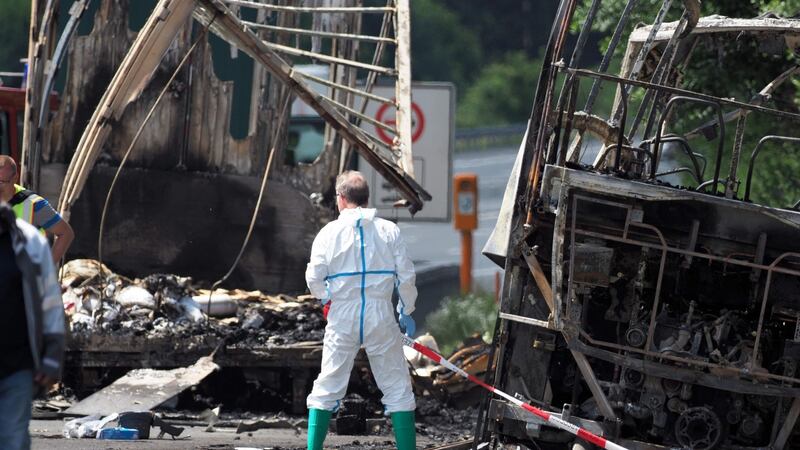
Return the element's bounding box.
[335,171,369,206]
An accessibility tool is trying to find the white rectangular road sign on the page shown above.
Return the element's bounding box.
[357,82,455,221]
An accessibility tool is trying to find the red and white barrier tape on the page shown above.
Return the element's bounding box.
[402,336,629,450]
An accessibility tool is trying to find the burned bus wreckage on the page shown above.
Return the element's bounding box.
[478,2,800,450]
[23,0,427,292]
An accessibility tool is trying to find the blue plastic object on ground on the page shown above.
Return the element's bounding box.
[96,427,139,440]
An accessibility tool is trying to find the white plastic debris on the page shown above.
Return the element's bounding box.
[404,333,440,369]
[100,304,120,323]
[70,313,94,329]
[241,310,265,330]
[127,306,154,318]
[115,286,156,309]
[178,296,206,323]
[63,412,118,438]
[192,293,238,317]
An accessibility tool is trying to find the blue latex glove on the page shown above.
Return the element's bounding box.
[398,313,416,337]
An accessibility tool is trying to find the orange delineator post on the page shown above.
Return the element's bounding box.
[453,173,478,294]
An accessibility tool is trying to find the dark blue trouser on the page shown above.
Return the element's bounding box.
[0,370,33,450]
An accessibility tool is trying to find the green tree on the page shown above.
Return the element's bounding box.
[410,0,482,95]
[457,51,541,128]
[426,292,497,357]
[0,0,31,78]
[441,0,560,62]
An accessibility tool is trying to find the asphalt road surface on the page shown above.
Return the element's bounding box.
[400,146,518,292]
[31,419,443,449]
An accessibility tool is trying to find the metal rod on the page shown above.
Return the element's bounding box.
[294,70,395,106]
[576,329,800,386]
[584,0,639,114]
[569,0,602,68]
[651,96,725,193]
[325,95,397,135]
[625,0,673,93]
[595,144,651,170]
[557,77,580,166]
[566,67,800,122]
[525,0,578,226]
[394,0,414,176]
[574,228,800,278]
[631,8,690,139]
[360,127,397,156]
[344,1,393,170]
[499,312,552,330]
[635,222,668,352]
[262,41,396,75]
[641,134,703,181]
[223,0,394,13]
[744,135,800,202]
[613,85,628,170]
[752,252,800,370]
[656,167,701,183]
[241,20,396,44]
[726,113,748,198]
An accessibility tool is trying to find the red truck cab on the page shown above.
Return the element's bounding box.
[0,85,59,162]
[0,86,27,161]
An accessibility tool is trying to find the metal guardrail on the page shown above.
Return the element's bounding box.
[455,123,527,151]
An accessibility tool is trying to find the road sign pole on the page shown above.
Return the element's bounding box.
[460,229,473,293]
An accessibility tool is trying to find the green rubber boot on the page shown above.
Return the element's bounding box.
[307,408,332,450]
[390,411,416,450]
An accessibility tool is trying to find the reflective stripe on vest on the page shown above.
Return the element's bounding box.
[10,185,46,235]
[11,184,35,223]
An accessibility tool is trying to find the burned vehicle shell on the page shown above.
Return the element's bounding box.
[478,6,800,450]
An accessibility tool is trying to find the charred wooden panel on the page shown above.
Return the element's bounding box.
[47,0,339,180]
[62,165,319,292]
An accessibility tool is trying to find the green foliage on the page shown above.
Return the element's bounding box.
[0,0,30,75]
[456,52,541,128]
[747,139,800,206]
[410,0,482,95]
[439,0,558,62]
[425,291,498,357]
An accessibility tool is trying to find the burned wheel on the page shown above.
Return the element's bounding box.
[674,407,722,449]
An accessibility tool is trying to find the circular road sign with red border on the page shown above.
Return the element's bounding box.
[374,101,425,145]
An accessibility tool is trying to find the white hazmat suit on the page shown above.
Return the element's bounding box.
[306,207,417,413]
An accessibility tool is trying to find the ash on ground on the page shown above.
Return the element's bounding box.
[61,259,325,347]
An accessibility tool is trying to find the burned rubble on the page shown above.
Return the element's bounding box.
[61,259,326,348]
[54,259,484,446]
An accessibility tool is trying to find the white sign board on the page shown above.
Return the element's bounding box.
[357,82,454,221]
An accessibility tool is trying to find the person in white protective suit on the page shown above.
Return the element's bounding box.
[305,171,417,450]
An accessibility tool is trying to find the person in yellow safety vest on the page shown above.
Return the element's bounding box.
[0,156,74,263]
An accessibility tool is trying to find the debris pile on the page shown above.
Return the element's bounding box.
[61,259,325,347]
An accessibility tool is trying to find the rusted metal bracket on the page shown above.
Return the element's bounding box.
[773,397,800,450]
[522,246,554,312]
[520,245,618,421]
